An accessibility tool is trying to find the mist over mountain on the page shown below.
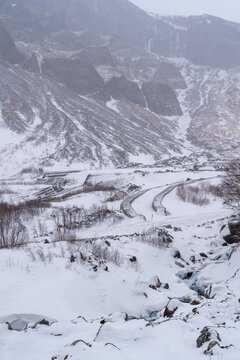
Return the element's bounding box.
[0,0,240,170]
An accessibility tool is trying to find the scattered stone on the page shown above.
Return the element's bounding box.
[220,224,226,232]
[70,255,76,263]
[196,327,211,348]
[129,256,137,262]
[164,283,169,289]
[190,255,196,263]
[175,261,185,268]
[173,250,181,259]
[93,265,98,272]
[105,240,111,247]
[191,300,200,306]
[164,305,178,318]
[38,318,50,326]
[44,239,49,244]
[200,253,208,258]
[224,234,240,244]
[173,227,182,232]
[224,219,240,244]
[149,284,157,290]
[196,327,221,348]
[204,341,219,355]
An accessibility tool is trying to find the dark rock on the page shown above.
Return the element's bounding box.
[152,62,187,89]
[142,82,183,116]
[44,239,50,244]
[190,255,196,263]
[196,326,221,348]
[70,255,76,263]
[204,341,219,355]
[223,234,240,244]
[0,24,24,64]
[38,318,50,326]
[164,305,178,318]
[228,219,240,236]
[191,300,200,305]
[93,265,98,271]
[129,256,137,262]
[175,261,185,268]
[173,250,181,259]
[42,57,104,95]
[200,253,208,258]
[105,240,111,247]
[196,327,211,348]
[220,224,226,232]
[163,283,169,289]
[149,284,157,290]
[104,76,146,107]
[173,227,182,232]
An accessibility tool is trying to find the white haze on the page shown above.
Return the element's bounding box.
[130,0,240,23]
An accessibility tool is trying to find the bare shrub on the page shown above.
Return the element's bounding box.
[33,220,48,237]
[221,159,240,209]
[52,204,114,232]
[54,230,77,243]
[176,182,217,206]
[138,228,173,248]
[0,186,15,195]
[91,242,123,266]
[0,202,29,249]
[36,248,46,262]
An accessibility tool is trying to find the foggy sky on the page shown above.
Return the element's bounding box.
[130,0,240,23]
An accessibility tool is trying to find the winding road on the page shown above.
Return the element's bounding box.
[121,176,220,220]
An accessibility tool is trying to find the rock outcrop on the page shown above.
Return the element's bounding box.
[42,57,104,95]
[0,24,24,64]
[104,76,146,107]
[152,62,187,89]
[142,82,183,116]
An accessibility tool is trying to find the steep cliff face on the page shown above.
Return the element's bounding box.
[152,62,187,89]
[142,82,183,116]
[0,24,24,64]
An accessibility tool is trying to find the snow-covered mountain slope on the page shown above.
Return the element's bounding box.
[0,0,240,170]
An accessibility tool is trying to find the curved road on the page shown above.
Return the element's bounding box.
[121,176,220,219]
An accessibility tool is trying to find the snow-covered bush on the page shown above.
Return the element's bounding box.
[176,181,220,206]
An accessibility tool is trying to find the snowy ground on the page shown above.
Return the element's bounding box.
[0,167,239,360]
